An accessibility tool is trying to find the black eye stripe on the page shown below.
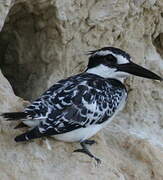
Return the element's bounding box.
[87,53,117,69]
[104,54,117,64]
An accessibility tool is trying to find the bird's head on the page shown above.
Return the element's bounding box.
[86,47,162,82]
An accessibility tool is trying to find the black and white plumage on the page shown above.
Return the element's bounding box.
[21,74,127,141]
[2,47,162,163]
[3,73,127,142]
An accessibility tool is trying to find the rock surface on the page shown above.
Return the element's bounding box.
[0,0,163,179]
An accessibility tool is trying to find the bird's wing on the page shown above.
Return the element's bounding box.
[24,75,79,120]
[15,74,126,142]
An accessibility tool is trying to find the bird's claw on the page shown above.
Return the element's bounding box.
[94,157,101,165]
[73,149,84,153]
[73,148,101,164]
[84,139,97,145]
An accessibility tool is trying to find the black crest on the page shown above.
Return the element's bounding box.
[87,47,130,69]
[88,47,130,59]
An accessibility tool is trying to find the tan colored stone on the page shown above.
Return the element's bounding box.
[0,0,162,179]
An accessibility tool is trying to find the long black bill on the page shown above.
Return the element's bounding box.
[117,62,162,81]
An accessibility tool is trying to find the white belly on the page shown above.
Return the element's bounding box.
[54,124,103,142]
[54,93,127,142]
[54,116,115,142]
[23,93,127,142]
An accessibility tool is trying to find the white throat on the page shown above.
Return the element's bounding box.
[86,64,128,82]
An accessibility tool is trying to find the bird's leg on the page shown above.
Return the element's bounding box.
[84,139,97,145]
[74,140,101,164]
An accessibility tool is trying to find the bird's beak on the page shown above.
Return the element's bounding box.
[117,62,162,81]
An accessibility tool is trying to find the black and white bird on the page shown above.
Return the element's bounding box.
[1,47,162,163]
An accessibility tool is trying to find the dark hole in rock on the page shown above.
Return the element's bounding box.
[161,12,163,18]
[153,33,163,59]
[0,3,61,101]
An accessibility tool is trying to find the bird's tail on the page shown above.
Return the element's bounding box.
[15,127,42,142]
[1,112,27,120]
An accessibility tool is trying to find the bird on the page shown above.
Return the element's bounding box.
[1,47,162,163]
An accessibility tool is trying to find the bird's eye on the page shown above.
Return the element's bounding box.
[105,54,117,65]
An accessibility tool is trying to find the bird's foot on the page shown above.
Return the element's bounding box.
[84,139,97,145]
[73,140,101,164]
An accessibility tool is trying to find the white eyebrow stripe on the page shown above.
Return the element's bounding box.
[94,50,129,64]
[94,50,112,56]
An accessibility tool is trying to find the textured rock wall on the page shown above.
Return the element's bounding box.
[0,0,163,179]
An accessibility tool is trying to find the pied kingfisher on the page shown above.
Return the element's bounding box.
[2,47,162,163]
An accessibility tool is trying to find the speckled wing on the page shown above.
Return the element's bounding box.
[18,73,127,141]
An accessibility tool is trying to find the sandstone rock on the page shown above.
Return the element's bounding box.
[0,0,162,179]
